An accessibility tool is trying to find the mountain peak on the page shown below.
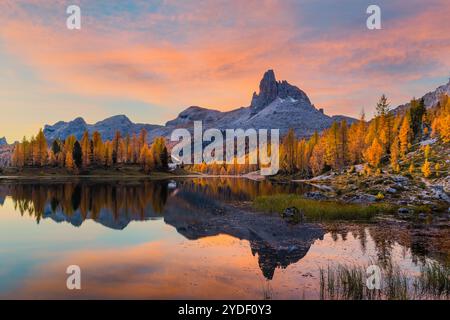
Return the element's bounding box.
[250,70,311,114]
[96,114,132,125]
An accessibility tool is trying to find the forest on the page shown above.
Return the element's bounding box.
[9,94,450,178]
[11,128,169,173]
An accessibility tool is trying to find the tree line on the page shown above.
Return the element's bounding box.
[12,129,169,173]
[279,94,450,177]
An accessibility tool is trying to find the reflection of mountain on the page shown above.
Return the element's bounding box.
[3,178,322,280]
[162,188,324,280]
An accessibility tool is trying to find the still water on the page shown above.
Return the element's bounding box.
[0,178,444,299]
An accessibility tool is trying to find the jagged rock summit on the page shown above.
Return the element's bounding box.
[251,69,312,115]
[43,70,357,142]
[164,70,356,137]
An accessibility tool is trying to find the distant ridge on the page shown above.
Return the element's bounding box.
[44,115,162,142]
[43,70,450,143]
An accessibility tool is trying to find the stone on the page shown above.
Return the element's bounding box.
[398,207,413,219]
[344,193,377,203]
[282,207,298,219]
[304,191,328,201]
[386,187,397,194]
[282,207,305,223]
[391,175,409,185]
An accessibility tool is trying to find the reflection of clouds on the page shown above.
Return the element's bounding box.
[1,228,435,299]
[7,235,267,299]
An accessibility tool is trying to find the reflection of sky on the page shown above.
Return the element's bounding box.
[0,198,180,294]
[1,0,449,142]
[0,196,436,299]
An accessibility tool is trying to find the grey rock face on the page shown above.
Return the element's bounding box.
[164,70,357,138]
[44,115,162,142]
[393,78,450,114]
[250,69,311,115]
[0,137,7,146]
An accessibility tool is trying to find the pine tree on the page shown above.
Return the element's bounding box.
[399,116,411,158]
[348,111,366,164]
[376,94,390,116]
[35,129,47,167]
[281,128,297,174]
[112,131,121,164]
[339,120,349,167]
[390,137,400,173]
[73,141,82,169]
[325,122,340,170]
[65,152,74,171]
[421,159,432,178]
[80,131,91,168]
[409,98,426,140]
[92,131,103,165]
[310,140,325,176]
[104,141,113,167]
[409,162,415,175]
[364,138,383,168]
[435,163,441,177]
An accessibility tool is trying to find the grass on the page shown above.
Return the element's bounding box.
[319,262,449,300]
[253,194,396,221]
[416,262,450,298]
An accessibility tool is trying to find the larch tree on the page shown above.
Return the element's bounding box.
[80,131,91,168]
[364,138,383,168]
[399,116,411,158]
[390,137,400,173]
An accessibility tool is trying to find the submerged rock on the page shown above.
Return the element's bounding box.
[282,207,305,224]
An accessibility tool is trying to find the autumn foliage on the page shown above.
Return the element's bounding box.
[12,129,169,174]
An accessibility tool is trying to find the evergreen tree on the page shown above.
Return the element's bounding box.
[73,141,83,169]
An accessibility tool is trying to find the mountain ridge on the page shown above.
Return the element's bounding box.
[41,70,449,143]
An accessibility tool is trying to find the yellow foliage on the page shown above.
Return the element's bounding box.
[421,160,432,178]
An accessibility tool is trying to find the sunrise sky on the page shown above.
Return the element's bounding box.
[1,0,449,142]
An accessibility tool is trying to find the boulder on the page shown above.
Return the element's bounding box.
[343,193,377,203]
[304,191,328,201]
[391,175,409,185]
[397,207,413,219]
[282,207,305,224]
[386,187,397,194]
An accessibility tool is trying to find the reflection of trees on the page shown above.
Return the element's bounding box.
[9,181,170,225]
[179,177,312,202]
[328,225,447,268]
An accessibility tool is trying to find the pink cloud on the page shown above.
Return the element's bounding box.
[0,0,449,121]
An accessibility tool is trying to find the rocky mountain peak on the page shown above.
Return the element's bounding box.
[95,114,132,126]
[251,70,312,114]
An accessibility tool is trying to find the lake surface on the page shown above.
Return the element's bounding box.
[0,178,446,299]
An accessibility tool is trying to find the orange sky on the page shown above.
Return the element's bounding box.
[1,0,449,142]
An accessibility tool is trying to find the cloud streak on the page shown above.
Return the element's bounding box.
[0,0,449,140]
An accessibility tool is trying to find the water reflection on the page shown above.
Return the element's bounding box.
[0,179,320,281]
[0,179,447,299]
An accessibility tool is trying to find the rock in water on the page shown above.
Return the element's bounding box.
[282,207,305,224]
